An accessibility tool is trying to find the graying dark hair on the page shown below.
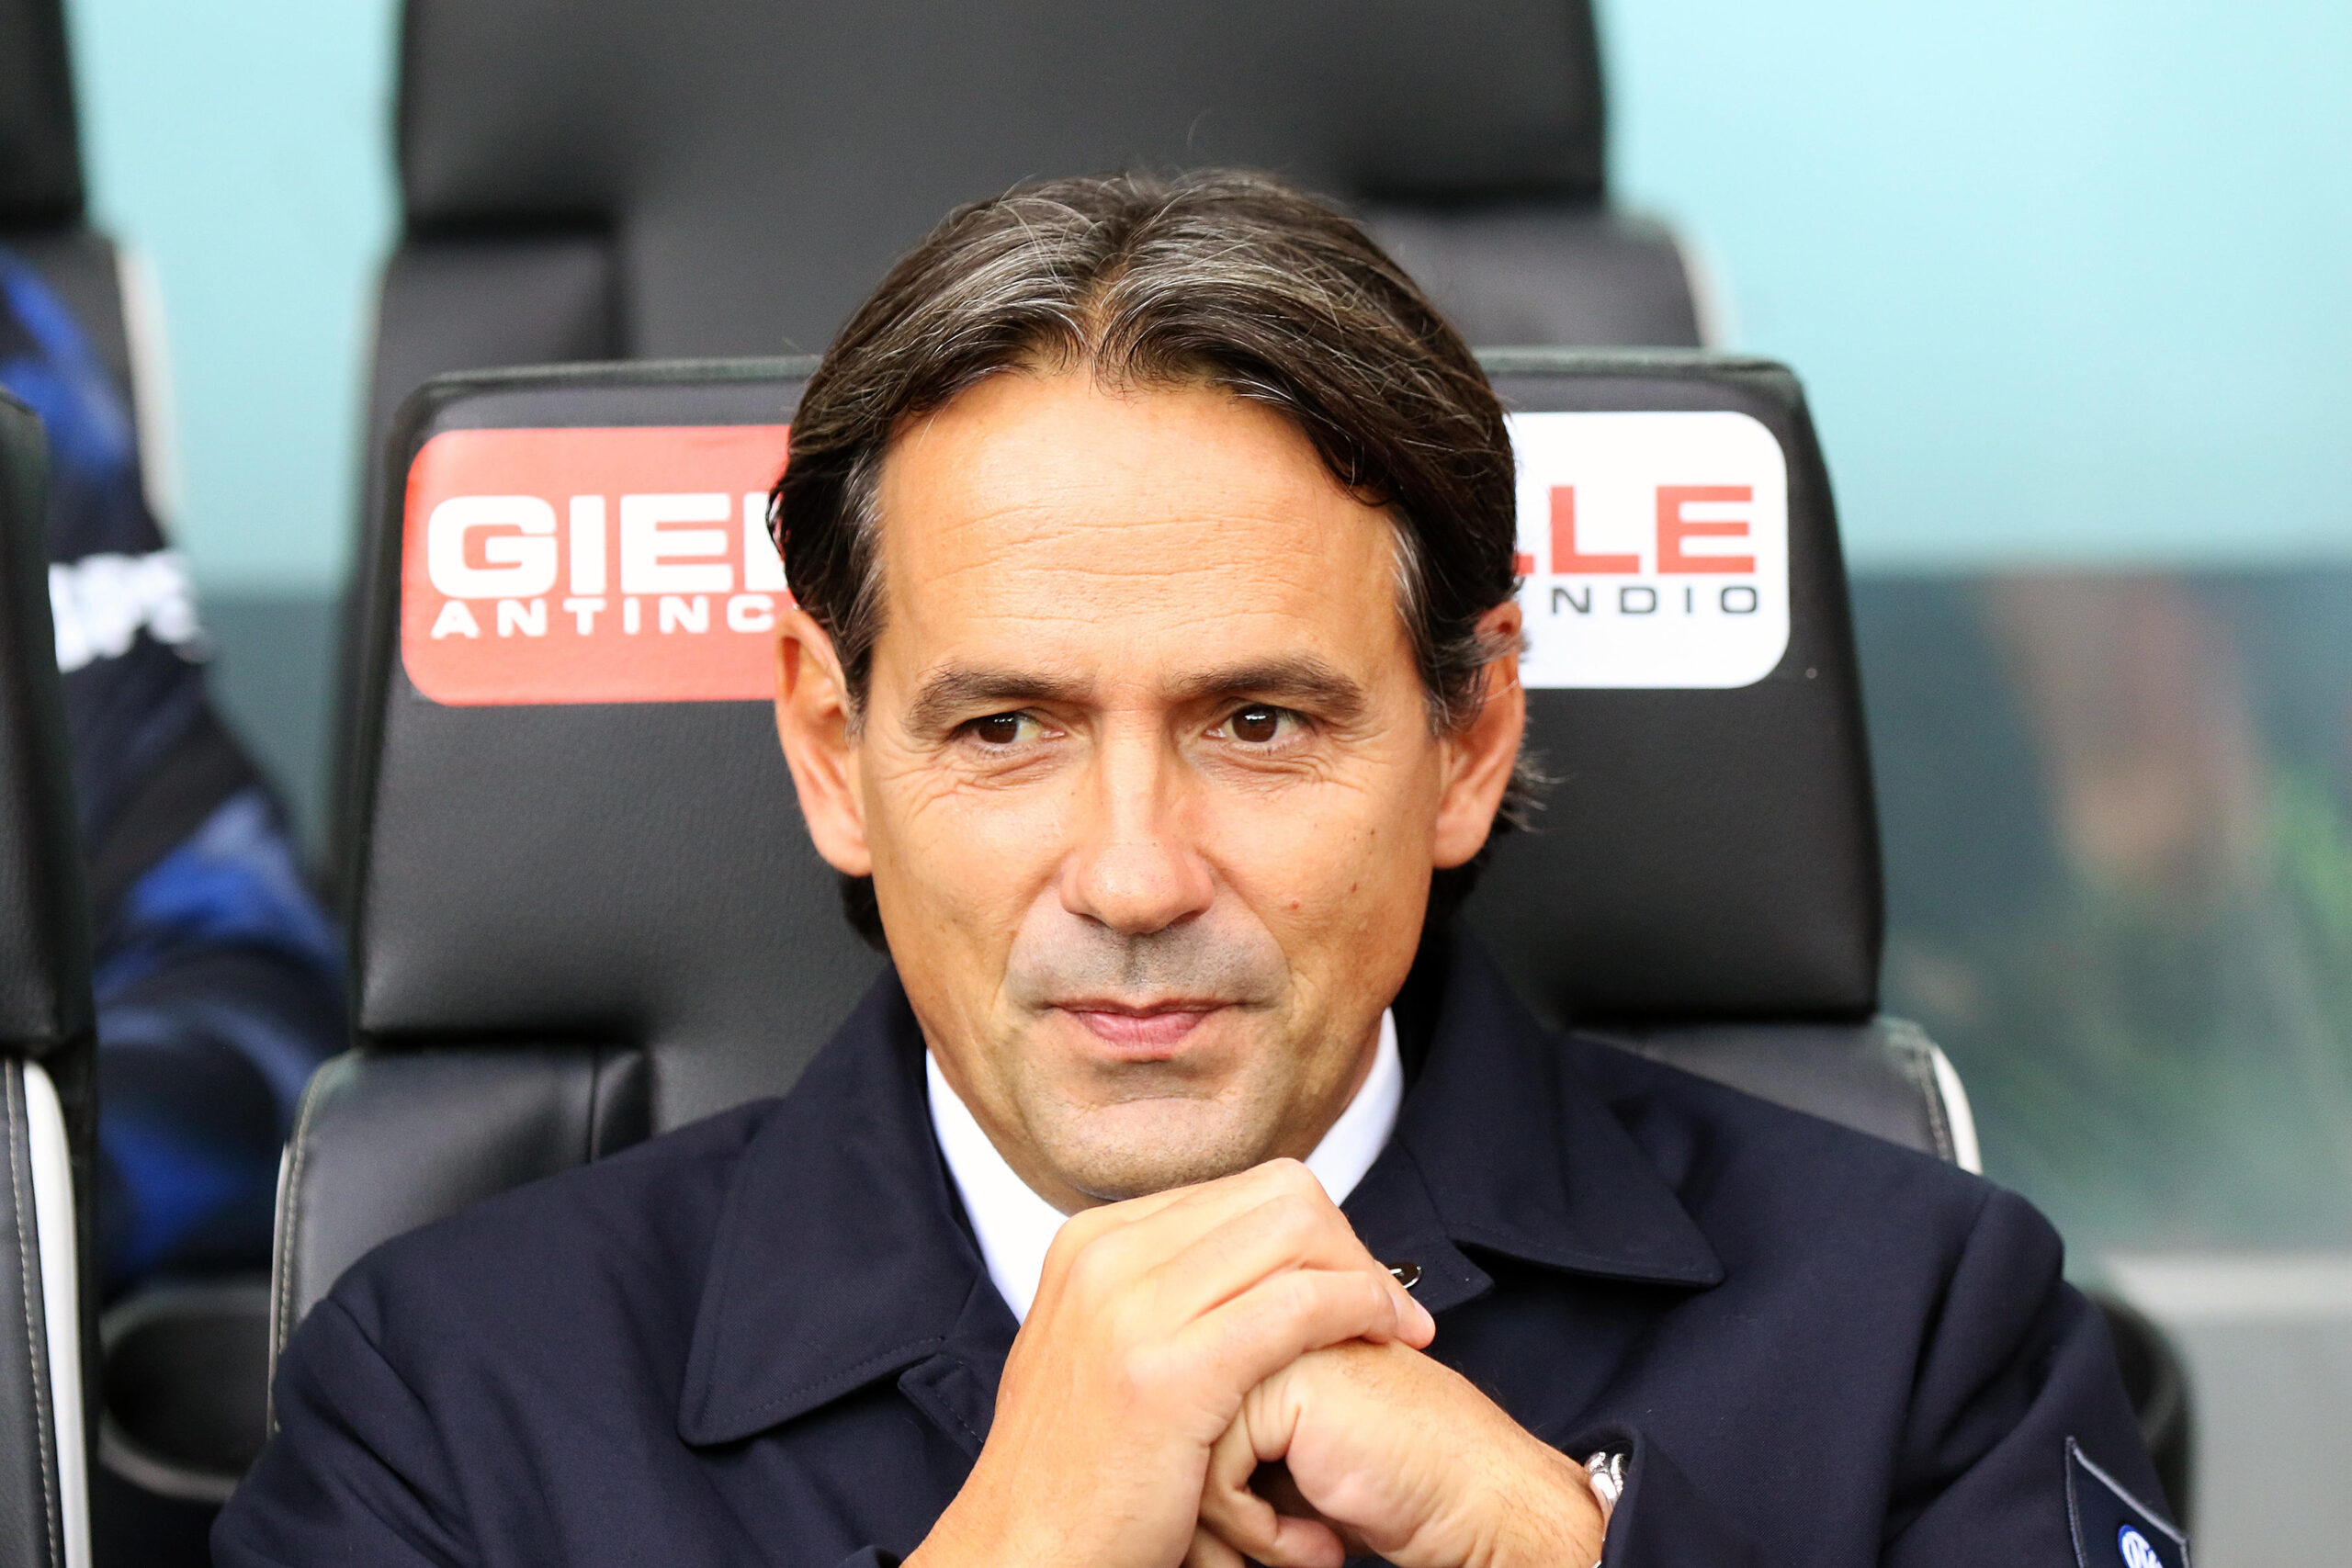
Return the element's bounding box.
[772,170,1535,943]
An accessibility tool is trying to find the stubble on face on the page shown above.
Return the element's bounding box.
[979,893,1361,1202]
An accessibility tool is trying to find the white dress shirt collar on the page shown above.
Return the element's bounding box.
[925,1010,1406,1323]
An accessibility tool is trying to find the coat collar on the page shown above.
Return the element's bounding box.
[675,979,1005,1447]
[676,929,1721,1448]
[1342,932,1724,1319]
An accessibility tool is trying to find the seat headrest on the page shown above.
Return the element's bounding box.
[1465,350,1880,1025]
[351,349,1877,1129]
[0,0,82,225]
[398,0,1606,354]
[0,392,94,1055]
[350,361,880,1129]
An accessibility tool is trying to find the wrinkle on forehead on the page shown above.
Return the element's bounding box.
[867,372,1411,693]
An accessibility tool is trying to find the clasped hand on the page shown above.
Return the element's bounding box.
[908,1160,1603,1568]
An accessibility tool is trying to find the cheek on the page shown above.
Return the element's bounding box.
[1206,766,1442,940]
[860,751,1066,926]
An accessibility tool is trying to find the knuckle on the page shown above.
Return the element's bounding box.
[1064,1245,1114,1298]
[1328,1271,1390,1328]
[1114,1342,1182,1405]
[1057,1229,1126,1300]
[1261,1191,1320,1236]
[1263,1156,1319,1195]
[1041,1224,1091,1280]
[1271,1269,1327,1317]
[1057,1204,1114,1249]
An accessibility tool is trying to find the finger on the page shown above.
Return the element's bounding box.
[1114,1163,1430,1342]
[1093,1158,1331,1250]
[1182,1522,1250,1568]
[1201,1404,1284,1549]
[1040,1160,1424,1335]
[1143,1190,1428,1340]
[1203,1509,1348,1568]
[1040,1160,1314,1286]
[1072,1157,1319,1230]
[1176,1266,1410,1401]
[1030,1182,1248,1321]
[1201,1413,1347,1568]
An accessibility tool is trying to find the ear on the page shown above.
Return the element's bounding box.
[773,606,874,876]
[1431,599,1526,871]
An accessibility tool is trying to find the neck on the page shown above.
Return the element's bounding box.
[929,1019,1391,1213]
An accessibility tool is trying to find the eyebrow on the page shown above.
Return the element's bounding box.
[903,667,1094,737]
[1164,657,1368,725]
[901,655,1369,736]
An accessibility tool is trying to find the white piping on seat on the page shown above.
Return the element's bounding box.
[25,1064,89,1568]
[1926,1043,1983,1176]
[116,246,184,529]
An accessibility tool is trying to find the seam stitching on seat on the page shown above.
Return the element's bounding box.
[584,1051,599,1165]
[1893,1022,1955,1164]
[275,1063,330,1371]
[7,1066,62,1568]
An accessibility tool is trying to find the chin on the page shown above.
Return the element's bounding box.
[1049,1100,1274,1201]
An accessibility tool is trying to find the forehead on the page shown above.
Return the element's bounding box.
[868,370,1408,688]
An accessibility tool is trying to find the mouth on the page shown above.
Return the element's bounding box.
[1053,1000,1229,1057]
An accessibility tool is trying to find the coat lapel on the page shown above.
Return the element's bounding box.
[1348,931,1724,1296]
[676,976,990,1447]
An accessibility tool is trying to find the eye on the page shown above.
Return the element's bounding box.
[1218,705,1301,746]
[964,711,1046,746]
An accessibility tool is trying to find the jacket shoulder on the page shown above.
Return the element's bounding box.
[322,1098,781,1355]
[1558,1031,2025,1268]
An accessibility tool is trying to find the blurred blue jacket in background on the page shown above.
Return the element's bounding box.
[0,244,344,1293]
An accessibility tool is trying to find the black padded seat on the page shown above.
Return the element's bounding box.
[0,0,79,229]
[0,0,156,469]
[365,0,1705,464]
[7,3,270,1543]
[334,0,1714,933]
[284,348,1969,1348]
[0,389,98,1568]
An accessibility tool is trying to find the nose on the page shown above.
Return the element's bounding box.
[1057,724,1216,936]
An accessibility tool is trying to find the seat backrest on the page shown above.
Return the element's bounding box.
[0,0,156,498]
[277,348,1963,1351]
[0,0,78,231]
[339,0,1707,874]
[0,389,96,1568]
[1468,350,1881,1021]
[367,0,1700,454]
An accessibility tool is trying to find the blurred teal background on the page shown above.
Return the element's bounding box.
[62,0,2352,596]
[67,0,395,593]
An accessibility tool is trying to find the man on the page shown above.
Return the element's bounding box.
[216,174,2173,1567]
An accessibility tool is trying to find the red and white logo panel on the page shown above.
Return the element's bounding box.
[402,413,1789,706]
[1508,411,1791,689]
[401,424,792,705]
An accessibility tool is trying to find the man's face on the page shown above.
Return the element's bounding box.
[775,368,1521,1213]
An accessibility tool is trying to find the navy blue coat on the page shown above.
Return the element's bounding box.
[216,938,2174,1566]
